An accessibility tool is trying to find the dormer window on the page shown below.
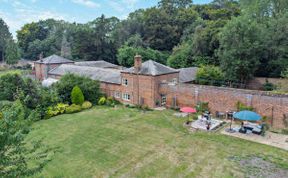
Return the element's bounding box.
[122,78,128,86]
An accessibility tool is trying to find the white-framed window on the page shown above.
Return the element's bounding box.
[122,78,128,86]
[114,91,121,98]
[172,78,178,84]
[161,95,167,106]
[122,93,131,101]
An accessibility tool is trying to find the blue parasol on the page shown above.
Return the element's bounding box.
[233,110,261,121]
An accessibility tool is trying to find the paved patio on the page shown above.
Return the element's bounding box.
[191,118,223,131]
[221,124,288,151]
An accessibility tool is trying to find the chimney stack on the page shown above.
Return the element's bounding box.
[134,54,142,72]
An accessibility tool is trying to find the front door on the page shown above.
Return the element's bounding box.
[161,95,167,106]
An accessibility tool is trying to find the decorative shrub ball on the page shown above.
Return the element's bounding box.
[82,101,92,109]
[66,104,82,114]
[98,97,106,105]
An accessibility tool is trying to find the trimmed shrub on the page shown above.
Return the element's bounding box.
[82,101,92,109]
[45,103,69,119]
[65,104,82,114]
[45,106,58,119]
[98,97,106,105]
[57,103,69,114]
[71,86,85,105]
[53,74,101,104]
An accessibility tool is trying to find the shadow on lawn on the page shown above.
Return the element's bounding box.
[228,155,288,178]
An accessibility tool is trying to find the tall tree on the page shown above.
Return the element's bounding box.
[113,9,145,49]
[0,100,49,177]
[16,19,66,59]
[255,12,288,77]
[4,39,21,65]
[89,15,119,63]
[142,7,179,51]
[0,18,12,61]
[239,0,288,77]
[117,45,168,67]
[240,0,288,19]
[158,0,193,13]
[218,15,263,83]
[169,1,240,68]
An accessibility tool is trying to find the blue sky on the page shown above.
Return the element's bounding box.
[0,0,212,37]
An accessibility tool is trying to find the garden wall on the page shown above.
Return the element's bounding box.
[160,84,288,129]
[246,77,288,90]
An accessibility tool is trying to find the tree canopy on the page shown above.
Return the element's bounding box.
[0,18,12,62]
[0,0,283,85]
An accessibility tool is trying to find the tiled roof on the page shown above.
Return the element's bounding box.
[74,60,121,69]
[48,64,121,84]
[179,67,198,83]
[122,60,178,76]
[35,54,74,64]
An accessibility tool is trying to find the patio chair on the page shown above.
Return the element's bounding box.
[252,126,262,135]
[239,127,247,134]
[216,111,225,119]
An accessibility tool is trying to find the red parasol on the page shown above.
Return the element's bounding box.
[180,107,197,113]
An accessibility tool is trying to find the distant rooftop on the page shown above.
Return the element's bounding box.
[48,64,121,84]
[75,60,120,69]
[35,54,74,64]
[179,67,198,83]
[122,60,178,76]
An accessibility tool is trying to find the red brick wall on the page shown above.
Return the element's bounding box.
[35,63,43,80]
[99,72,179,108]
[35,63,62,80]
[160,83,288,129]
[153,73,179,105]
[120,73,155,107]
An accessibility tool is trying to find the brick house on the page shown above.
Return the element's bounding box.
[35,54,196,108]
[35,54,288,128]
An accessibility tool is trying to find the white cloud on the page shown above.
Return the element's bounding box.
[108,1,125,13]
[0,0,74,38]
[107,0,139,11]
[108,0,139,19]
[123,0,139,9]
[71,0,100,8]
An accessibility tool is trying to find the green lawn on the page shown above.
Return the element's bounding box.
[25,106,288,178]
